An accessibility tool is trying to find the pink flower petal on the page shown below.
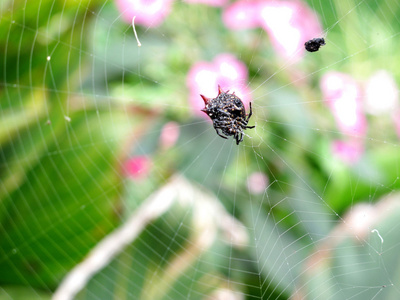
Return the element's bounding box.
[364,70,399,115]
[187,63,219,115]
[187,62,219,94]
[187,54,251,117]
[258,0,322,59]
[321,72,367,136]
[115,0,172,27]
[247,172,269,194]
[124,156,151,179]
[332,140,364,165]
[223,0,261,30]
[214,54,249,84]
[160,122,180,149]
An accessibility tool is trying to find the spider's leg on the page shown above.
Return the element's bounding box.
[237,119,249,126]
[236,119,254,129]
[236,119,246,126]
[236,132,243,145]
[246,102,253,121]
[216,130,228,140]
[214,125,228,139]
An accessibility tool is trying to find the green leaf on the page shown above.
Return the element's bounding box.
[0,285,51,300]
[0,108,133,289]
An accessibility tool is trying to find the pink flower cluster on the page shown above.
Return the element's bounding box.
[115,0,228,28]
[223,0,322,59]
[321,72,367,137]
[331,140,364,166]
[187,54,251,117]
[320,72,366,165]
[115,0,173,27]
[321,70,399,165]
[115,0,322,57]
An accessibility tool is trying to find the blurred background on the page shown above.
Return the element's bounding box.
[1,0,400,299]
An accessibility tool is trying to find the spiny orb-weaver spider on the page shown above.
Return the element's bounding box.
[200,85,255,145]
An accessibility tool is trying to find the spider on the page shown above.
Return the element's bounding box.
[200,85,255,145]
[305,37,326,52]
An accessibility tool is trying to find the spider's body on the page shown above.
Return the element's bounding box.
[305,37,325,52]
[200,86,255,145]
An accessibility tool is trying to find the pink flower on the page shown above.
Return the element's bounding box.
[159,122,180,149]
[332,140,364,165]
[124,156,151,179]
[258,0,322,59]
[223,0,261,30]
[247,172,269,195]
[184,0,227,7]
[223,0,322,59]
[320,72,367,136]
[114,0,172,27]
[187,54,251,117]
[364,70,399,115]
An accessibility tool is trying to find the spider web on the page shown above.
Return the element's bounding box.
[1,0,400,299]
